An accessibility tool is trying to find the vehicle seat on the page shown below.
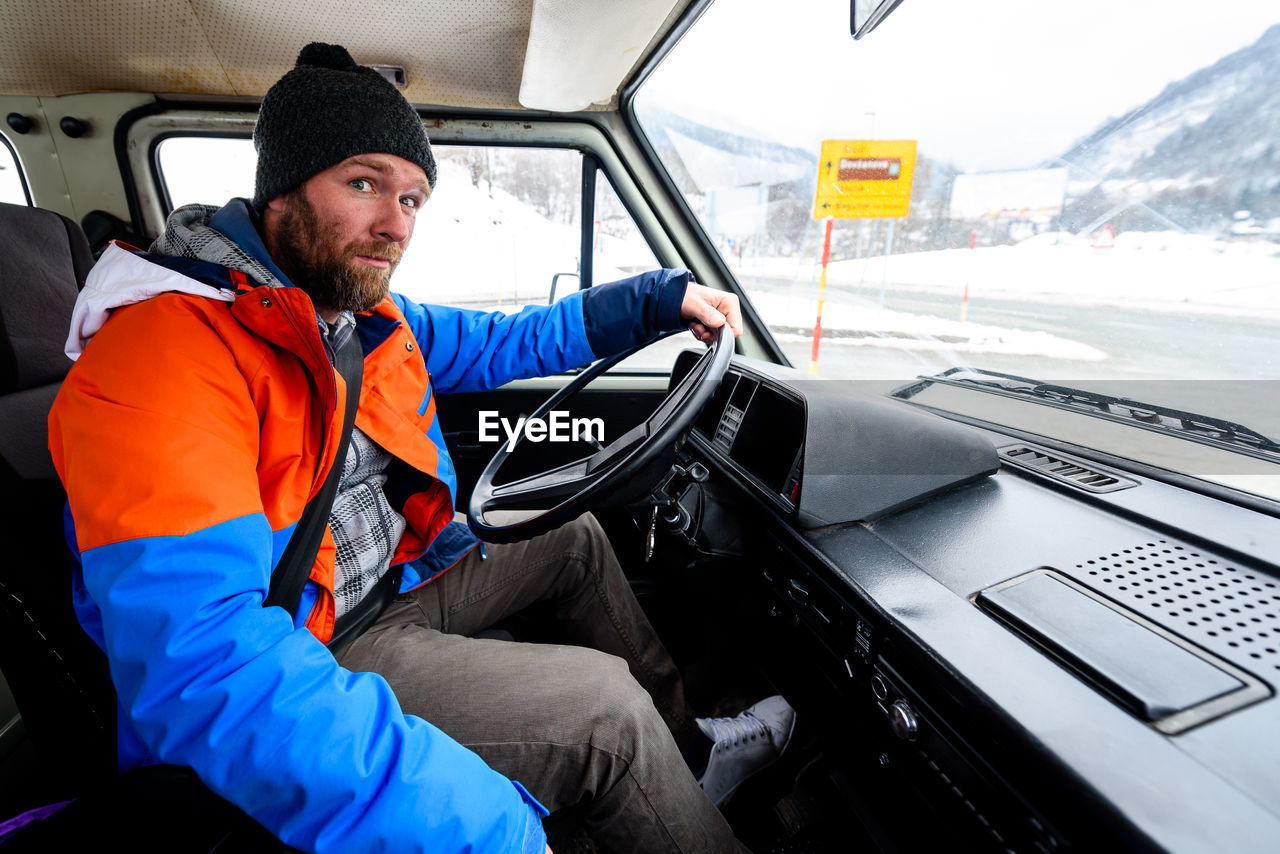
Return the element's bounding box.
[0,202,116,797]
[0,204,299,850]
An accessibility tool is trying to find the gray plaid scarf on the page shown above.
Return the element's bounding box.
[150,204,285,289]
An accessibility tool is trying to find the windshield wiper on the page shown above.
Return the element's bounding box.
[893,367,1280,463]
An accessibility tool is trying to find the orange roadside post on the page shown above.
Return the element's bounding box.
[810,215,835,374]
[962,229,977,322]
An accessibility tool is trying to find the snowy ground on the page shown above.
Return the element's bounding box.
[397,177,1280,365]
[735,230,1280,317]
[724,230,1280,362]
[749,290,1107,361]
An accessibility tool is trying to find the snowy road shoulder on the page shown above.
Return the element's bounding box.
[750,291,1107,362]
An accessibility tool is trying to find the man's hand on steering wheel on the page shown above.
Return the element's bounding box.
[681,283,742,344]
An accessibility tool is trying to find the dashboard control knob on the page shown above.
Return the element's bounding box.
[870,673,890,702]
[888,700,919,741]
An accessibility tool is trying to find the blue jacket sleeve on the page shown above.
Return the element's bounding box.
[392,268,691,394]
[579,268,690,358]
[73,514,548,854]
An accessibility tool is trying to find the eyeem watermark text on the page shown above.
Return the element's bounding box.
[478,411,605,444]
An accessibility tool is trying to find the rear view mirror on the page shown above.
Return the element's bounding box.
[851,0,906,39]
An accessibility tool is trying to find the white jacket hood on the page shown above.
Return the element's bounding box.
[65,243,235,360]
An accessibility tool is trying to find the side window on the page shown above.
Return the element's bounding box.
[157,138,586,309]
[157,136,257,210]
[397,145,581,309]
[592,168,691,371]
[0,136,30,205]
[594,169,660,281]
[154,135,675,343]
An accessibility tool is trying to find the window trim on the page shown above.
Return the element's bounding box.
[581,152,598,289]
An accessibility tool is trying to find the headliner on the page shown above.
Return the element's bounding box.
[0,0,694,110]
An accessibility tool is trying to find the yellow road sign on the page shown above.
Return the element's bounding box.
[813,140,917,219]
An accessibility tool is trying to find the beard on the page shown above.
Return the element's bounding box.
[269,191,403,314]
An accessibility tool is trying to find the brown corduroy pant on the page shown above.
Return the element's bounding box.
[336,513,748,853]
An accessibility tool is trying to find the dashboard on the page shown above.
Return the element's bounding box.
[669,352,1280,853]
[694,369,806,512]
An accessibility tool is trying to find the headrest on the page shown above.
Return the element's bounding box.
[0,203,92,394]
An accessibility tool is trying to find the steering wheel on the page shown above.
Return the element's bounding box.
[468,323,733,543]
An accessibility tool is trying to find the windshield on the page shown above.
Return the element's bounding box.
[633,0,1280,497]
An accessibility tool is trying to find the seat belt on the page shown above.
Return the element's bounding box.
[263,329,364,621]
[327,562,402,653]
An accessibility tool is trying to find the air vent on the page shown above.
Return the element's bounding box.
[998,444,1136,493]
[713,404,744,453]
[1067,540,1280,679]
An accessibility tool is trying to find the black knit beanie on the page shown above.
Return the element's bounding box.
[252,43,437,208]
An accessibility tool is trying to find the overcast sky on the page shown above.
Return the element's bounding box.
[642,0,1279,172]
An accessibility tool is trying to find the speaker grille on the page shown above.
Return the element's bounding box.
[1067,540,1280,677]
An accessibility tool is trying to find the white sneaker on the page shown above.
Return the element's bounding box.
[695,695,796,806]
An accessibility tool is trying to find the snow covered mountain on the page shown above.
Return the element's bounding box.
[1055,24,1280,233]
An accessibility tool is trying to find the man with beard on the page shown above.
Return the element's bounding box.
[49,43,795,854]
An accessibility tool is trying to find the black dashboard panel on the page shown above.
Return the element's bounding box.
[676,354,1280,853]
[677,352,1001,525]
[694,369,806,505]
[722,381,805,496]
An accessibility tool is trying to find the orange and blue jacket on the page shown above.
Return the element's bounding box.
[48,199,691,854]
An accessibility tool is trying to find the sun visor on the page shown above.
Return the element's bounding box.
[519,0,681,111]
